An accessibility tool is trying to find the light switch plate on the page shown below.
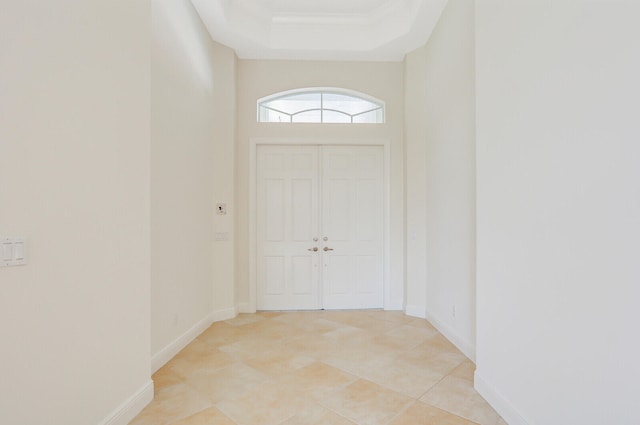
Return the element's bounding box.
[214,232,229,241]
[1,237,27,267]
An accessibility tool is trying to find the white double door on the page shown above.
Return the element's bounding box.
[257,145,384,310]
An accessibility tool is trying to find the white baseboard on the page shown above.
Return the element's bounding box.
[237,302,253,313]
[475,371,530,425]
[98,380,153,425]
[383,306,403,311]
[405,304,427,319]
[424,311,476,362]
[151,308,237,373]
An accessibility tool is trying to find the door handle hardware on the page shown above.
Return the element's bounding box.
[313,237,318,242]
[323,246,334,252]
[308,247,319,252]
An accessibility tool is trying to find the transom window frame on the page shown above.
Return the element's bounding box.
[257,87,386,124]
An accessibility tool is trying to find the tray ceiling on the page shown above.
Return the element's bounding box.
[191,0,449,61]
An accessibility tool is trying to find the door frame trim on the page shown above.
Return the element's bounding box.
[249,138,392,312]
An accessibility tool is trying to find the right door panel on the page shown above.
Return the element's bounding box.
[321,146,384,309]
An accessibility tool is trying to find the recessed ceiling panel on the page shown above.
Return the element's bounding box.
[190,0,449,61]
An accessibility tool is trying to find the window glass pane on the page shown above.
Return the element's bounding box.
[352,108,383,124]
[260,106,291,123]
[323,110,351,123]
[264,93,321,115]
[323,93,379,116]
[291,109,321,123]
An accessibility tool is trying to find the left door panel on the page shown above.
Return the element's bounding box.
[257,145,320,310]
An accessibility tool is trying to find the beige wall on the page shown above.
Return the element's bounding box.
[476,1,640,424]
[404,0,476,359]
[0,1,151,424]
[404,44,429,319]
[236,60,405,310]
[211,43,238,315]
[151,0,236,367]
[424,0,476,358]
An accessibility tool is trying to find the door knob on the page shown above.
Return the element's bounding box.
[308,247,319,252]
[323,246,334,252]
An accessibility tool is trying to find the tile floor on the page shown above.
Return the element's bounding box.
[131,310,503,425]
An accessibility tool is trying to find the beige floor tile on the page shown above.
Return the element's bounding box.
[323,345,396,377]
[243,347,316,377]
[196,321,248,348]
[319,310,368,325]
[225,313,265,326]
[274,311,326,326]
[280,402,356,425]
[186,362,269,404]
[358,335,406,354]
[218,334,285,360]
[366,310,415,324]
[420,376,500,425]
[385,324,440,343]
[278,361,358,398]
[323,325,376,347]
[151,366,183,391]
[283,333,338,359]
[170,406,236,425]
[364,324,440,355]
[166,343,237,380]
[405,317,438,331]
[294,318,346,334]
[319,379,414,425]
[319,311,401,334]
[398,335,467,375]
[358,358,445,399]
[353,318,403,334]
[130,383,211,425]
[449,360,476,382]
[131,311,497,425]
[171,338,216,361]
[215,381,306,425]
[368,332,425,352]
[389,401,477,425]
[239,318,307,342]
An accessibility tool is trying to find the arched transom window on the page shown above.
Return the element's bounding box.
[257,88,385,124]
